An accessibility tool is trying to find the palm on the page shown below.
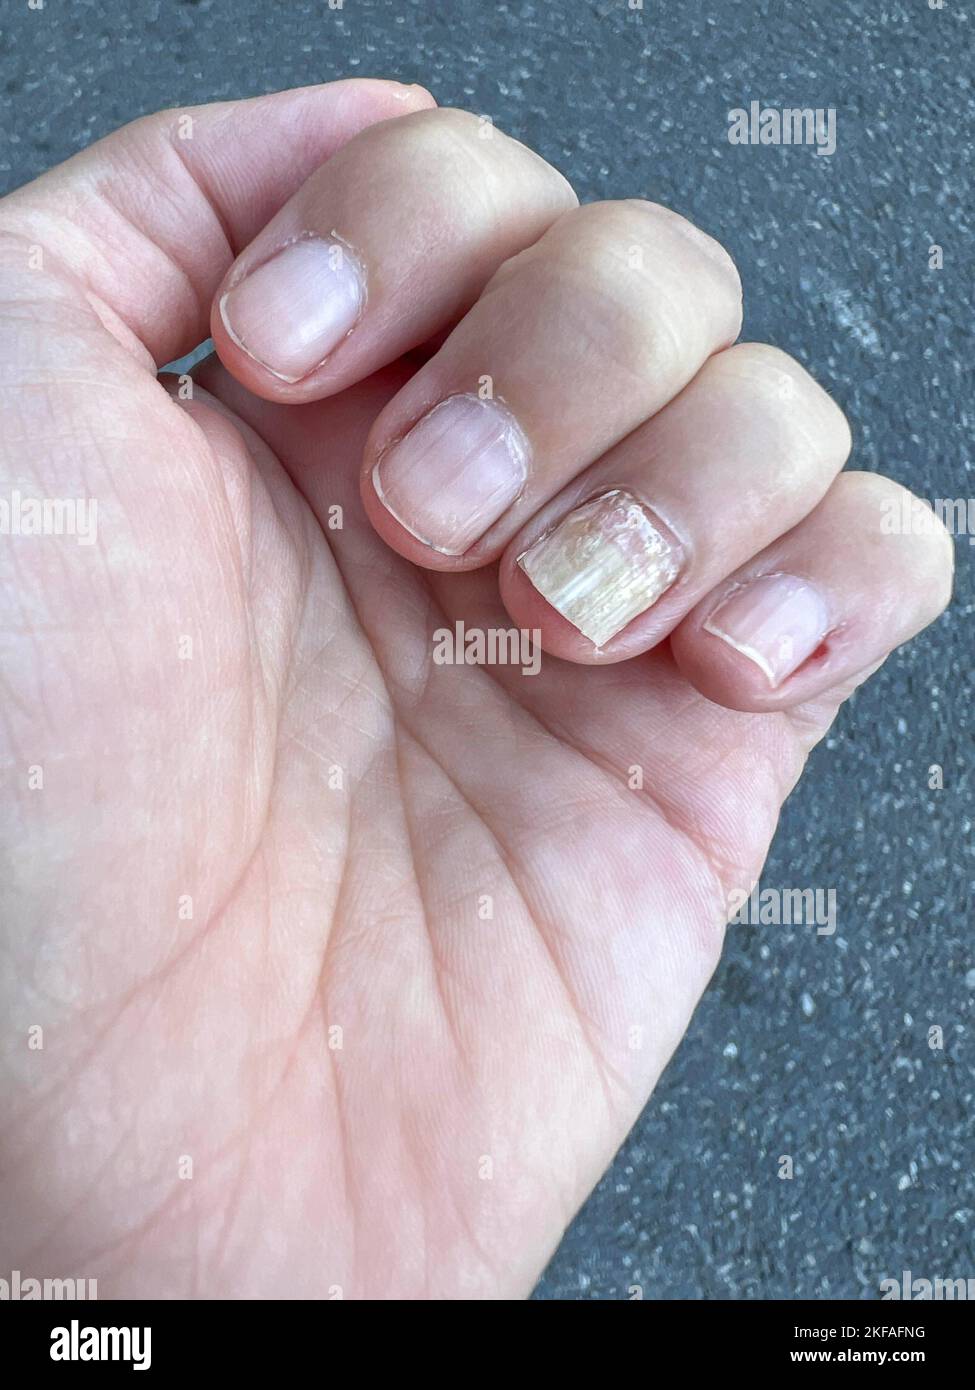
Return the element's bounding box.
[2,327,836,1298]
[5,81,897,1298]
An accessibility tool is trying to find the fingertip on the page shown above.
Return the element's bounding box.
[669,472,957,714]
[668,613,819,713]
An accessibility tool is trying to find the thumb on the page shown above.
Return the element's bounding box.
[0,79,434,366]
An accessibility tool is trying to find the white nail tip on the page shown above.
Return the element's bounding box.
[702,625,782,686]
[370,461,466,556]
[517,489,681,647]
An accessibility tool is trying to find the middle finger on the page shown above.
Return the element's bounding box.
[361,199,743,564]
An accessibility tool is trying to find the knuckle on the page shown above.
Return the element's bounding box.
[622,199,741,288]
[711,343,853,462]
[365,107,496,182]
[887,480,955,608]
[387,106,490,166]
[561,200,742,346]
[544,205,689,378]
[386,107,574,216]
[851,473,955,612]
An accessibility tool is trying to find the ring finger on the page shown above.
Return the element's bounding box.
[498,342,852,661]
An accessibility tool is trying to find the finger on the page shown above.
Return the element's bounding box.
[211,108,577,396]
[668,472,954,712]
[0,80,434,365]
[497,343,850,661]
[359,200,742,565]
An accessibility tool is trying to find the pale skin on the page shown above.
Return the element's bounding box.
[0,81,952,1298]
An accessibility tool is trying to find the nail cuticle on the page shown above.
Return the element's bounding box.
[517,489,685,567]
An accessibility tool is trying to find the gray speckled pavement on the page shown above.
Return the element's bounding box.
[3,0,972,1300]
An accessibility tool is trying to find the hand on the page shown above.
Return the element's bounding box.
[0,81,951,1299]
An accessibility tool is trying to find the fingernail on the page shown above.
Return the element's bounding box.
[704,573,830,687]
[372,394,529,555]
[219,235,365,382]
[517,489,682,647]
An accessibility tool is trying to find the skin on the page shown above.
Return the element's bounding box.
[0,80,952,1299]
